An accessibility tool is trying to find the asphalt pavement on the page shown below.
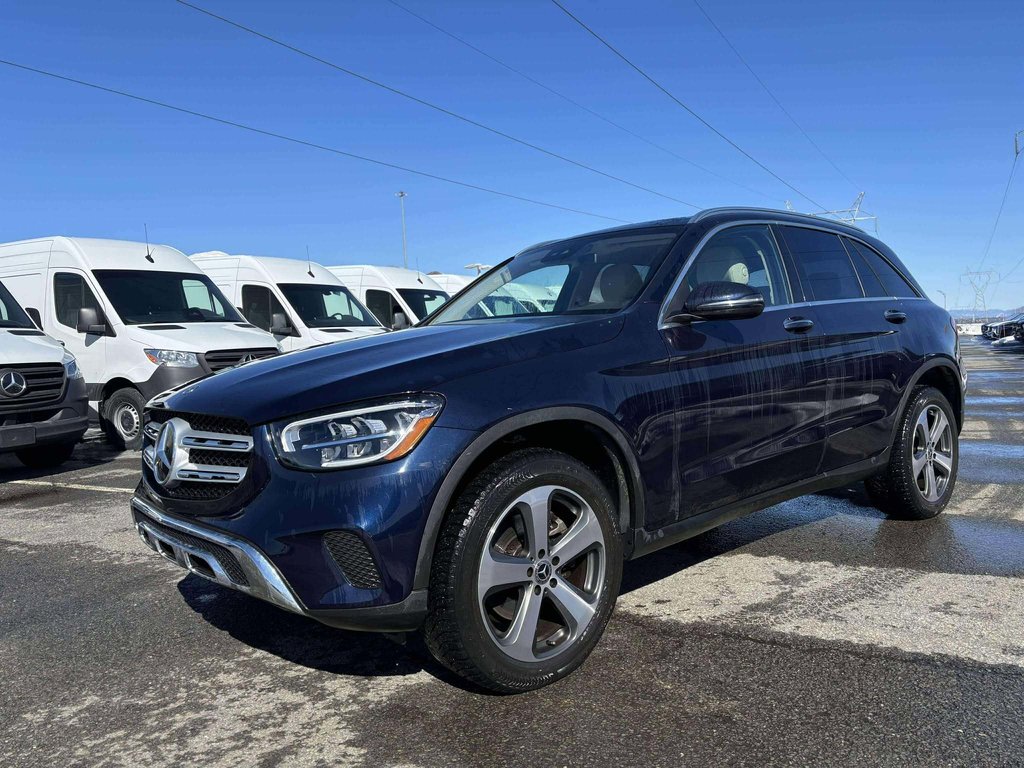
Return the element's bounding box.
[2,337,1023,767]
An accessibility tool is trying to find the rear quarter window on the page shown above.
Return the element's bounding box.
[846,239,918,298]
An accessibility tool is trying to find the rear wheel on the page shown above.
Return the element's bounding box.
[15,441,76,469]
[102,387,145,450]
[865,385,958,519]
[424,448,622,693]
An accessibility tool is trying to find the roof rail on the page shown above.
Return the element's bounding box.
[690,206,866,233]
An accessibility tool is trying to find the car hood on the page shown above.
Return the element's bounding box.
[123,323,279,352]
[162,315,624,424]
[0,330,65,365]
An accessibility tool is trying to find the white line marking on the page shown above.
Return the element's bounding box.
[7,480,134,494]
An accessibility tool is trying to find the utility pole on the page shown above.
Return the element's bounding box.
[396,191,408,269]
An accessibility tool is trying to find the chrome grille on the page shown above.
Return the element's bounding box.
[0,363,65,413]
[201,347,279,372]
[143,413,254,501]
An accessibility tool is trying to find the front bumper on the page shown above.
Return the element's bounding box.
[131,495,428,631]
[0,376,89,452]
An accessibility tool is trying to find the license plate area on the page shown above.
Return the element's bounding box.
[0,426,36,449]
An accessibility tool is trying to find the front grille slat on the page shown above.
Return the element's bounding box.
[0,362,66,413]
[202,347,278,372]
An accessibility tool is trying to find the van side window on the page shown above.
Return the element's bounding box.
[841,238,886,297]
[678,224,792,307]
[366,289,398,326]
[846,239,918,298]
[779,226,863,302]
[241,284,287,331]
[54,273,102,328]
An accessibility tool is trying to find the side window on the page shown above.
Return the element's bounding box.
[847,240,918,298]
[241,284,286,331]
[679,224,792,307]
[841,238,886,297]
[365,289,396,326]
[779,226,863,302]
[54,272,102,328]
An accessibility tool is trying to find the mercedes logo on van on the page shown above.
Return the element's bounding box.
[240,354,255,364]
[152,420,178,488]
[0,370,27,398]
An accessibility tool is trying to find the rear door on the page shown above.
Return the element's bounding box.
[776,226,905,471]
[658,223,828,525]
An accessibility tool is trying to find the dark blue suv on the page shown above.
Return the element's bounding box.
[132,208,965,692]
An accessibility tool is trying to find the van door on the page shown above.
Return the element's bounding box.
[240,283,301,351]
[49,269,107,405]
[657,223,828,525]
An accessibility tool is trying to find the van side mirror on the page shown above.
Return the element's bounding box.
[665,281,765,324]
[392,311,411,330]
[270,311,297,336]
[25,307,42,329]
[76,306,108,335]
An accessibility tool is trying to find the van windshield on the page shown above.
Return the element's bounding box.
[0,280,34,329]
[426,227,681,324]
[398,289,450,320]
[93,270,243,324]
[279,284,381,328]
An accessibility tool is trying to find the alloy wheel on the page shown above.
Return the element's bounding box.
[912,404,953,503]
[477,485,606,663]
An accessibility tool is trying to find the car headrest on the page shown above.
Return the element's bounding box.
[693,245,749,285]
[599,263,643,306]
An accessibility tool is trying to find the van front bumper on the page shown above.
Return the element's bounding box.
[130,495,428,631]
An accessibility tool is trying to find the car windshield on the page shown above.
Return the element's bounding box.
[398,288,450,320]
[427,227,681,324]
[279,283,381,328]
[93,270,242,324]
[0,280,34,329]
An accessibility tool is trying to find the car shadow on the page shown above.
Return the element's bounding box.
[0,428,130,480]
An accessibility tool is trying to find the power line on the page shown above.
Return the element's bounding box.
[174,0,699,210]
[0,59,630,224]
[385,0,777,203]
[691,0,858,190]
[550,0,828,211]
[976,149,1020,271]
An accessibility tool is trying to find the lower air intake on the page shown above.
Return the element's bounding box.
[323,531,383,590]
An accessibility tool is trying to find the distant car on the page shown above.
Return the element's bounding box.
[984,313,1024,340]
[132,208,965,692]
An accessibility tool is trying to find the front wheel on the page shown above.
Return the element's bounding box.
[102,387,145,450]
[865,385,958,519]
[424,448,623,693]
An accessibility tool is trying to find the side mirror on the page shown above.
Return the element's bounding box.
[270,312,297,336]
[76,306,107,335]
[392,311,411,330]
[666,281,765,324]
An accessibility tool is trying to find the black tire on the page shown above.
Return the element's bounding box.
[424,448,623,694]
[15,441,77,469]
[102,387,145,450]
[865,385,958,520]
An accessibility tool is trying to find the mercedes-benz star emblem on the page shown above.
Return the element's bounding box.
[0,370,27,397]
[152,420,178,488]
[240,354,255,364]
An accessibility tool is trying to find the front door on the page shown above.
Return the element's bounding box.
[656,223,828,526]
[49,269,107,405]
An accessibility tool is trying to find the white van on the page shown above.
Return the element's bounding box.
[428,272,472,296]
[427,272,559,317]
[190,252,385,351]
[0,279,88,467]
[326,265,449,328]
[0,237,280,449]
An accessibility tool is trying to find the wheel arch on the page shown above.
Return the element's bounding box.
[413,407,645,591]
[893,357,964,438]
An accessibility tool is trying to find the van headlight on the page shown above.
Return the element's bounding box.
[271,395,444,470]
[62,350,84,380]
[144,349,199,368]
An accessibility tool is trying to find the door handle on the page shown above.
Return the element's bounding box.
[784,317,815,333]
[884,309,907,324]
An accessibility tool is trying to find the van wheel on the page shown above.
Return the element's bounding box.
[865,385,958,519]
[15,441,76,469]
[102,388,145,450]
[424,448,623,693]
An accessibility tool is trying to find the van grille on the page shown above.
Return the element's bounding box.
[201,348,279,372]
[0,363,66,414]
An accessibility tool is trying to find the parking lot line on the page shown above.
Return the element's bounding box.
[8,479,134,494]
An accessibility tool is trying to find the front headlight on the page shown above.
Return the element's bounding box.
[61,350,84,380]
[144,348,199,368]
[271,395,444,470]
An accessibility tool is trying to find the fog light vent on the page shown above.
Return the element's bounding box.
[323,531,382,590]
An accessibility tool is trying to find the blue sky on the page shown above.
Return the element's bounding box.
[1,0,1022,309]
